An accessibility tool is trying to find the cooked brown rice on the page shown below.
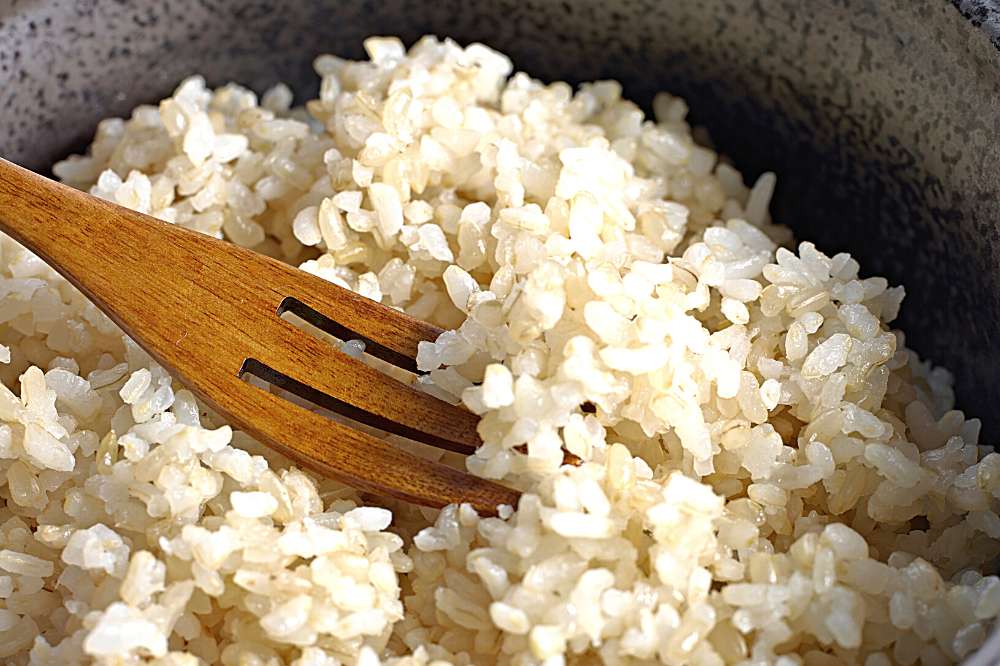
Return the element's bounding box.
[0,36,997,665]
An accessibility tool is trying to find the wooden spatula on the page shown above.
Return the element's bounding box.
[0,158,521,515]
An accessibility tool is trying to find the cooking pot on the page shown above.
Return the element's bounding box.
[1,0,998,661]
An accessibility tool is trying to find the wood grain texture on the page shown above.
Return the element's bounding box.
[0,158,520,514]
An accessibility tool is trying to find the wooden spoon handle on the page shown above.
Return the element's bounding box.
[0,159,155,324]
[0,159,521,514]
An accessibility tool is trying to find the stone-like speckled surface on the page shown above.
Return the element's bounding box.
[0,0,999,478]
[956,0,1000,47]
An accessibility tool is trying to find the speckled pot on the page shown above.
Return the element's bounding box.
[1,0,999,660]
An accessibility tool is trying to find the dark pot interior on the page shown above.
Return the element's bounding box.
[1,0,1000,661]
[2,0,999,438]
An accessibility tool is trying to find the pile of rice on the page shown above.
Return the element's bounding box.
[2,36,999,665]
